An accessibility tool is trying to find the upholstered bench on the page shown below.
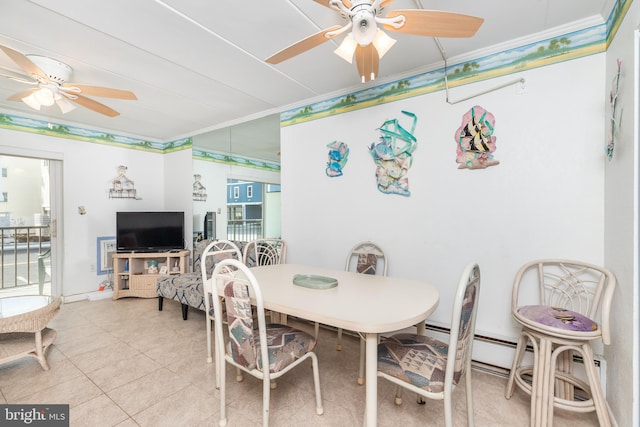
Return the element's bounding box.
[156,239,246,320]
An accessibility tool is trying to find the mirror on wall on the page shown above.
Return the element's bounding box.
[192,114,281,244]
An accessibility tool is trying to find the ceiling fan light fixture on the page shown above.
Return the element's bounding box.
[55,97,76,114]
[352,10,377,46]
[22,92,41,110]
[334,34,357,64]
[372,29,396,58]
[34,87,55,106]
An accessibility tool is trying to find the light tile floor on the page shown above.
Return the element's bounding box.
[0,297,601,426]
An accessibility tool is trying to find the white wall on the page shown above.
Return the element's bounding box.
[163,149,193,250]
[282,54,605,349]
[0,128,168,297]
[603,2,639,426]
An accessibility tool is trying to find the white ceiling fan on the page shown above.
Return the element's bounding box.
[0,44,136,117]
[266,0,484,83]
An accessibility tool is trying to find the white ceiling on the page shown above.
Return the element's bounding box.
[0,0,611,162]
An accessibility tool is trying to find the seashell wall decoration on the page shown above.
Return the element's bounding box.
[368,110,417,196]
[325,140,350,177]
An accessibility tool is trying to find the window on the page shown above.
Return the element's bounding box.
[247,185,253,198]
[1,192,7,202]
[233,186,239,199]
[1,168,6,177]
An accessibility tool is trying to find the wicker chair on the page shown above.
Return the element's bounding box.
[156,239,245,320]
[504,259,616,426]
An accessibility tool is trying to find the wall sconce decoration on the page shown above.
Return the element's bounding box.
[368,110,417,196]
[455,105,499,170]
[109,165,138,199]
[193,174,207,201]
[607,59,623,161]
[326,141,350,177]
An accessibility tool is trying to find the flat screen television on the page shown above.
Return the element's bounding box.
[116,211,185,253]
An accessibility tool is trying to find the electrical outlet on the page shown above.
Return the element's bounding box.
[516,80,528,94]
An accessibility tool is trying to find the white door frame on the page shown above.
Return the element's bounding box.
[0,146,64,297]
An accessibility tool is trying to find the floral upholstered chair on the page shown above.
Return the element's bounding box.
[377,262,481,427]
[211,258,323,427]
[156,239,243,320]
[331,241,388,384]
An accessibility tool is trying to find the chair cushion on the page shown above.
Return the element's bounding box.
[225,325,316,373]
[156,273,201,299]
[357,253,377,274]
[258,324,317,373]
[517,305,598,333]
[378,333,453,393]
[224,279,316,373]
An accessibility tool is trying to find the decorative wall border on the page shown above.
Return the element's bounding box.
[0,0,631,172]
[281,0,633,127]
[0,113,191,153]
[192,148,281,172]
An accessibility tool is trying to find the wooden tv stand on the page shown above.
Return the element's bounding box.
[112,250,190,299]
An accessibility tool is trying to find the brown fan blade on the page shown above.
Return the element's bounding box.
[69,93,120,117]
[266,25,343,64]
[62,84,137,100]
[7,88,37,101]
[355,44,380,83]
[384,9,484,38]
[0,44,49,82]
[313,0,352,9]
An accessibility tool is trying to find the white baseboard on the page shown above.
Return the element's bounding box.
[87,290,114,301]
[63,289,114,303]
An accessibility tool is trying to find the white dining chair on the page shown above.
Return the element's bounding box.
[377,262,481,427]
[332,241,388,385]
[242,238,287,267]
[200,240,242,387]
[211,258,323,427]
[243,238,287,323]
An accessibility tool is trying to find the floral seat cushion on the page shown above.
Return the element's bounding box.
[356,253,377,275]
[378,333,456,394]
[224,281,316,373]
[517,305,598,333]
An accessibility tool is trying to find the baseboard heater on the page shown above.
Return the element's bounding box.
[421,322,606,400]
[305,318,606,399]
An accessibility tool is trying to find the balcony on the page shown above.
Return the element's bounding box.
[0,225,51,294]
[227,219,262,242]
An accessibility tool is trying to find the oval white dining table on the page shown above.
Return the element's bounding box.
[250,263,440,427]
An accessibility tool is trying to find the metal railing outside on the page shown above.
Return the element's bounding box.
[0,225,51,290]
[227,219,262,242]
